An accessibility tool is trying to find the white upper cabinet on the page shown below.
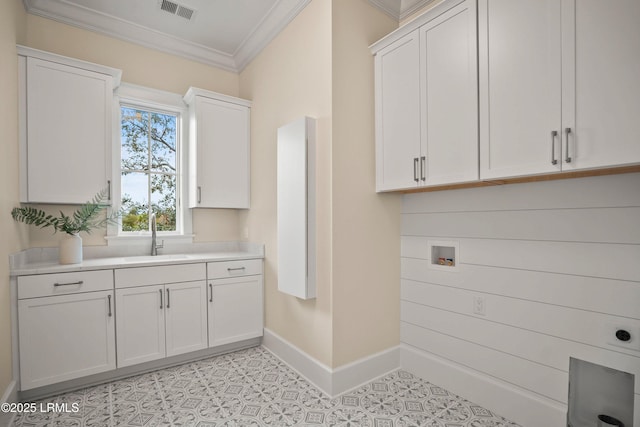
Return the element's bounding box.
[184,87,251,209]
[18,46,121,204]
[374,30,421,191]
[419,0,478,186]
[372,0,478,192]
[478,0,562,179]
[479,0,640,179]
[562,0,640,171]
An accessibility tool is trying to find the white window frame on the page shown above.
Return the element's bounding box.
[106,83,193,245]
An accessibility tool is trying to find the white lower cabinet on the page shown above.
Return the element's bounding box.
[115,264,208,368]
[165,281,208,357]
[207,259,264,347]
[17,271,116,390]
[115,284,166,367]
[16,258,263,392]
[116,281,208,367]
[208,276,263,347]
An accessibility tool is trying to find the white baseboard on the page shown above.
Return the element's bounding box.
[262,328,400,397]
[401,344,567,427]
[1,380,18,426]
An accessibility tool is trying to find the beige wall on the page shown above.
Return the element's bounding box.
[22,14,243,247]
[331,0,400,367]
[239,0,399,368]
[0,0,27,398]
[239,0,334,366]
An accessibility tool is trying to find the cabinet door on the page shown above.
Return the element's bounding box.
[192,96,250,208]
[116,285,165,367]
[420,0,478,185]
[374,30,421,191]
[165,281,208,357]
[18,291,115,390]
[208,275,263,347]
[25,57,112,203]
[562,0,640,171]
[479,0,562,179]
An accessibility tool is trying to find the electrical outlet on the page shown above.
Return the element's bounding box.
[605,323,640,352]
[473,296,486,316]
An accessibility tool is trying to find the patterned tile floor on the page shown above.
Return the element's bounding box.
[12,346,521,426]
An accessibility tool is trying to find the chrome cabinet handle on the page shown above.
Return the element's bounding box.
[227,267,246,272]
[551,130,558,165]
[54,280,83,287]
[159,289,163,309]
[564,127,572,163]
[108,294,112,317]
[197,186,202,204]
[166,289,170,309]
[420,156,426,182]
[413,158,419,183]
[107,180,112,201]
[209,283,213,302]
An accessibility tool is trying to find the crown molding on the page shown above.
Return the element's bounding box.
[22,0,311,73]
[234,0,312,72]
[368,0,437,21]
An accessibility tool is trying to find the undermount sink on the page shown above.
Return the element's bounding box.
[122,254,190,263]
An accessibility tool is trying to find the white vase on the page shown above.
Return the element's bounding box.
[59,233,83,264]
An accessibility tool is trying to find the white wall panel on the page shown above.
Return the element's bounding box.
[402,207,640,243]
[402,281,640,358]
[401,298,640,393]
[400,173,640,426]
[461,238,640,282]
[401,322,569,403]
[401,259,640,319]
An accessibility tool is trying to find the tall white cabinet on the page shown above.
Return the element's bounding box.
[479,0,640,179]
[372,0,478,191]
[18,46,121,204]
[184,87,251,209]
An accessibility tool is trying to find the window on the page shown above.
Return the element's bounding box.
[120,106,178,232]
[109,83,192,242]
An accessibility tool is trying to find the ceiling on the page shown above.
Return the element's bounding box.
[23,0,433,73]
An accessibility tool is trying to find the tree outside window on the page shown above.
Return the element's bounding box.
[120,106,178,232]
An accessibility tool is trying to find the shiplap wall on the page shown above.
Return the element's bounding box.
[400,173,640,427]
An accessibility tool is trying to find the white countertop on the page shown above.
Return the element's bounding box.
[10,242,264,276]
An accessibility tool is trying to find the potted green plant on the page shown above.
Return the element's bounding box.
[11,188,120,264]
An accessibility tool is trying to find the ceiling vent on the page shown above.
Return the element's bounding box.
[159,0,196,21]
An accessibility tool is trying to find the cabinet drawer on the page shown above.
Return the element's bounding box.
[18,270,113,299]
[115,263,206,289]
[207,259,262,279]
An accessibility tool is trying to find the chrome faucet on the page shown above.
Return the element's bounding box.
[150,213,164,256]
